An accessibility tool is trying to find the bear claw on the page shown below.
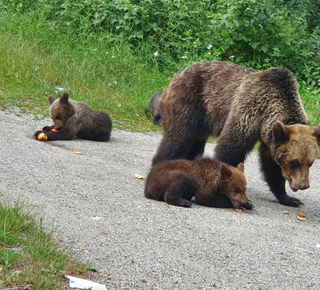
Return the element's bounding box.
[278,195,303,207]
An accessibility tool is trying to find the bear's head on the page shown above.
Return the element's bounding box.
[220,162,252,209]
[48,91,75,130]
[271,121,320,192]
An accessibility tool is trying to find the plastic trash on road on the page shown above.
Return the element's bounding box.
[65,275,106,290]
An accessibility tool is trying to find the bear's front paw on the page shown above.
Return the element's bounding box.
[240,201,253,210]
[34,130,42,139]
[42,125,54,132]
[278,195,303,207]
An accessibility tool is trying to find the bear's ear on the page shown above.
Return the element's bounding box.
[48,95,55,105]
[272,121,290,144]
[60,91,69,104]
[220,163,233,180]
[313,124,320,145]
[237,162,245,172]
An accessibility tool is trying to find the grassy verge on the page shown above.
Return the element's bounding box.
[0,199,99,289]
[1,10,320,129]
[0,11,170,132]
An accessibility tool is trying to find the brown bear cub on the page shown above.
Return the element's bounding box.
[145,158,253,209]
[152,61,320,207]
[34,91,112,141]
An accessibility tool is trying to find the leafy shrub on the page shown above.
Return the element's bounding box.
[1,0,320,88]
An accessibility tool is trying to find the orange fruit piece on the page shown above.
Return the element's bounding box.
[38,133,48,141]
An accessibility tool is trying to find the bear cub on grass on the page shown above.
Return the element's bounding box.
[34,91,112,142]
[144,158,253,209]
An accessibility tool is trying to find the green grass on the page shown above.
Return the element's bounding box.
[0,11,169,132]
[0,199,97,289]
[1,10,320,129]
[300,88,320,126]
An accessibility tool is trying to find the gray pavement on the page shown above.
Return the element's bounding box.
[1,109,320,289]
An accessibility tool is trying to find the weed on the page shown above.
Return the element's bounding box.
[0,200,98,289]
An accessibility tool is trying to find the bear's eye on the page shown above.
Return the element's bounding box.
[235,187,241,193]
[290,160,300,169]
[55,115,61,120]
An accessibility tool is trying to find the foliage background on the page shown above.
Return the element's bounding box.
[1,0,320,127]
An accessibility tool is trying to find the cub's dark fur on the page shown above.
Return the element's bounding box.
[34,91,112,141]
[145,158,252,209]
[152,61,320,207]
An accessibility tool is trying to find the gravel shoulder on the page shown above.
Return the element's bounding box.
[1,110,320,289]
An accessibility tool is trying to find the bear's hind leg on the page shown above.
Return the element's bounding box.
[259,142,302,207]
[93,133,111,142]
[163,176,195,207]
[152,137,194,165]
[187,138,208,160]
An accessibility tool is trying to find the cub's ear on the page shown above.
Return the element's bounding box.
[237,162,245,172]
[220,163,233,180]
[272,121,290,144]
[60,91,69,104]
[313,124,320,145]
[48,95,55,105]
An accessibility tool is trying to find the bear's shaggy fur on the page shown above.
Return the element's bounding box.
[34,91,112,141]
[152,61,320,207]
[145,158,252,209]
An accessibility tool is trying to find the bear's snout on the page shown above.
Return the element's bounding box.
[290,180,309,192]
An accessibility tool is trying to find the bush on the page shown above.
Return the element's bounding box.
[1,0,320,88]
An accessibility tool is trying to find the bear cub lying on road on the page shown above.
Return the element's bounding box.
[144,158,253,209]
[34,91,112,142]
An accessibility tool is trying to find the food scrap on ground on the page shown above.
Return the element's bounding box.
[134,173,145,180]
[37,133,48,141]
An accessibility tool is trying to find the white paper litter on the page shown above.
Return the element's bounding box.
[134,173,145,180]
[65,275,106,290]
[55,87,65,93]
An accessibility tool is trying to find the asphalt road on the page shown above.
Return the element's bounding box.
[1,109,320,289]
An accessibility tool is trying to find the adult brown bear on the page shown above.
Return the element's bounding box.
[152,61,320,207]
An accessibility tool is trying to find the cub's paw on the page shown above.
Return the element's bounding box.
[278,195,303,207]
[34,130,42,139]
[165,197,193,207]
[178,199,193,207]
[42,125,54,132]
[240,202,253,210]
